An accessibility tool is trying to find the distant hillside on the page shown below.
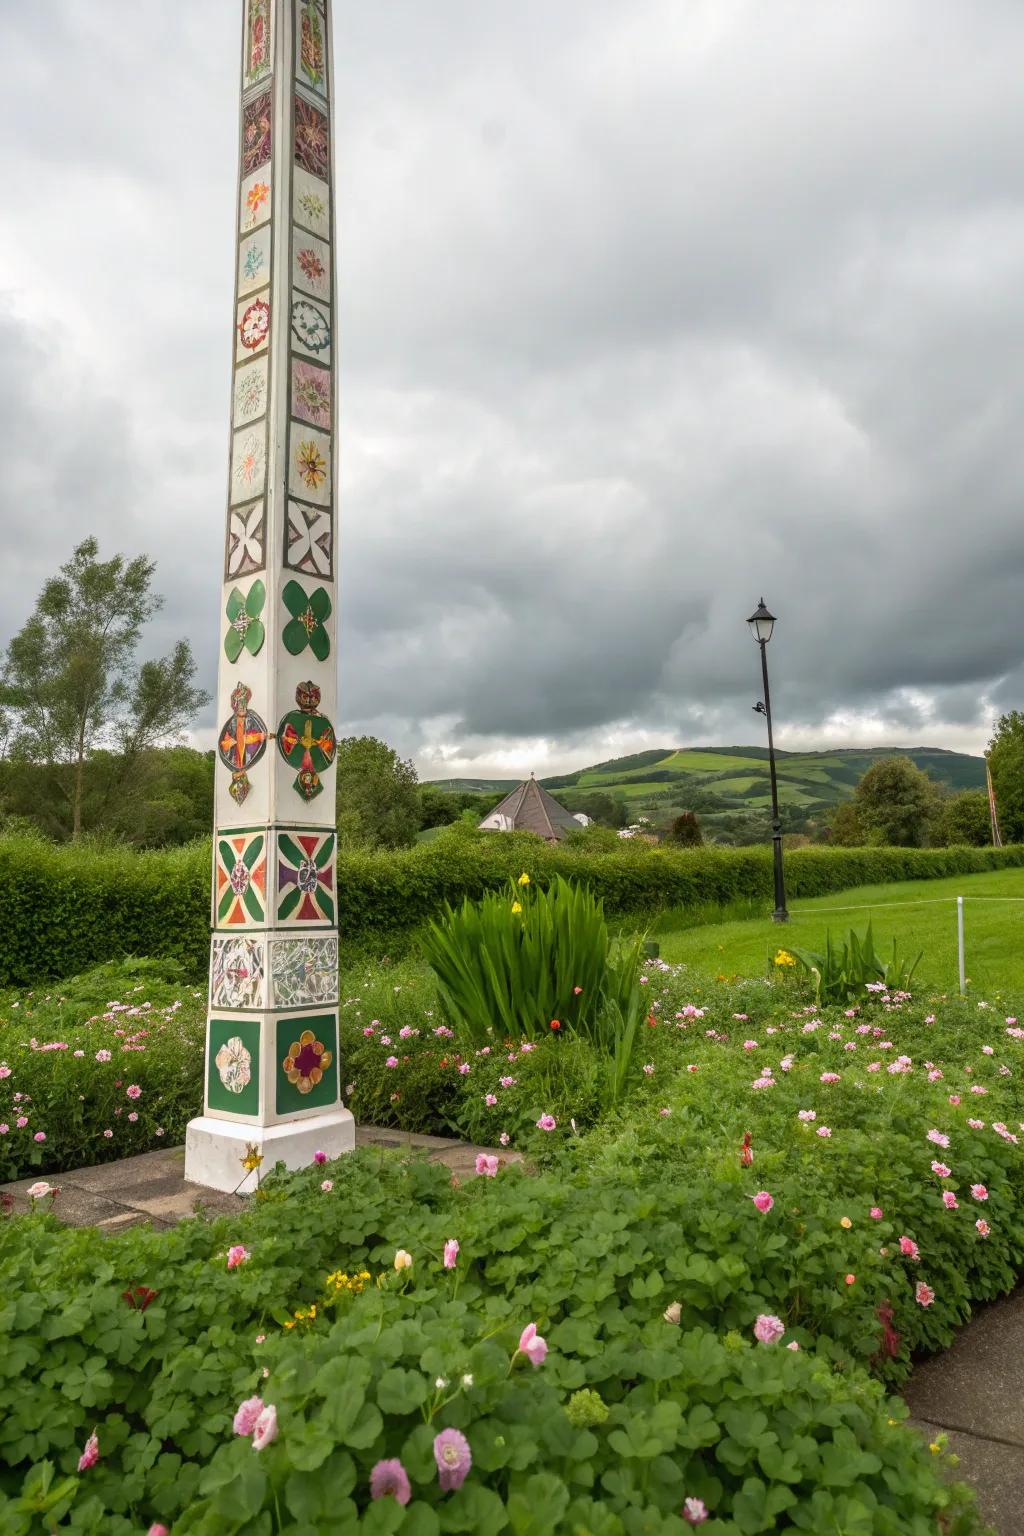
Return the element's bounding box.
[425,746,986,844]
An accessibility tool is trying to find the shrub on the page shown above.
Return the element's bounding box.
[787,924,922,1006]
[3,830,1024,984]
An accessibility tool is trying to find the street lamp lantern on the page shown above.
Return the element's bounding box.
[747,598,788,923]
[747,598,776,646]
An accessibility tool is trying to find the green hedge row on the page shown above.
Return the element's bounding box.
[2,831,1023,985]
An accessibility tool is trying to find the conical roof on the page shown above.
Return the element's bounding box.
[478,775,579,842]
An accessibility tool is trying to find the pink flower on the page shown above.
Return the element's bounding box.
[642,1064,655,1076]
[968,1118,985,1129]
[434,1427,472,1490]
[816,1126,832,1139]
[519,1322,548,1366]
[252,1403,278,1450]
[536,1114,557,1132]
[313,1150,327,1164]
[148,1526,170,1536]
[870,1207,883,1219]
[385,1056,399,1068]
[742,1040,758,1051]
[475,1154,499,1177]
[798,1109,816,1121]
[948,1095,961,1106]
[234,1396,265,1436]
[753,1313,785,1345]
[971,1184,988,1201]
[682,1497,709,1525]
[786,1340,801,1350]
[443,1238,459,1269]
[33,1132,46,1143]
[77,1431,99,1471]
[926,1129,950,1149]
[820,1072,840,1084]
[484,1094,497,1106]
[499,1076,516,1088]
[751,1191,774,1213]
[227,1245,251,1269]
[976,1219,991,1237]
[128,1112,138,1123]
[126,1084,142,1100]
[103,1129,113,1139]
[320,1179,333,1192]
[659,1107,671,1117]
[930,1161,952,1178]
[844,1274,856,1286]
[371,1458,412,1504]
[915,1281,935,1307]
[499,1132,510,1146]
[15,1116,27,1129]
[942,1191,959,1210]
[95,1049,112,1062]
[899,1236,921,1260]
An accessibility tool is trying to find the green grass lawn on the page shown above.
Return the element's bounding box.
[645,864,1024,995]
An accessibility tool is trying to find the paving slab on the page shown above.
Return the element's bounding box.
[903,1289,1024,1447]
[910,1418,1024,1536]
[0,1128,521,1230]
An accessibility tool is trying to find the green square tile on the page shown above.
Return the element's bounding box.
[208,1018,261,1115]
[275,1012,338,1114]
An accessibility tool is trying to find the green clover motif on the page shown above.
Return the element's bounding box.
[282,580,332,660]
[224,580,266,661]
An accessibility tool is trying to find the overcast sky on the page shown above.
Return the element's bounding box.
[1,1,1023,777]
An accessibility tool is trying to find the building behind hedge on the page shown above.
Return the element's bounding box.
[478,776,580,843]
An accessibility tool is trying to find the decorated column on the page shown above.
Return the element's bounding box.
[186,0,354,1190]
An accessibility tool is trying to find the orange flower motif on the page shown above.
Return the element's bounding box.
[247,180,270,215]
[283,1029,332,1094]
[296,439,327,489]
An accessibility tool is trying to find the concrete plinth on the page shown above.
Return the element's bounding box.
[185,1108,355,1193]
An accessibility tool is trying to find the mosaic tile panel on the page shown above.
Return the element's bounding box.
[276,830,336,923]
[242,89,272,175]
[236,294,271,362]
[208,1017,261,1115]
[214,830,268,926]
[276,1013,338,1113]
[211,937,266,1009]
[296,1,328,97]
[238,228,271,298]
[294,97,330,179]
[293,167,330,239]
[240,168,272,232]
[230,425,267,504]
[288,425,331,506]
[291,296,331,362]
[270,935,339,1008]
[292,232,331,302]
[284,500,332,576]
[291,359,331,428]
[234,357,269,427]
[243,0,272,89]
[226,500,266,579]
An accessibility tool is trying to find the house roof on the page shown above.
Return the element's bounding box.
[478,775,580,842]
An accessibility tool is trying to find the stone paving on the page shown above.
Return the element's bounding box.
[2,1139,1020,1533]
[0,1127,518,1230]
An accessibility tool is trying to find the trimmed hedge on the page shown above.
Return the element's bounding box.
[2,831,1024,985]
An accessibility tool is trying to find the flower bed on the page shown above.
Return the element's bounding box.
[0,960,204,1182]
[0,1149,989,1534]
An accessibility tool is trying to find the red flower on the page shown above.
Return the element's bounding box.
[550,1020,561,1031]
[122,1286,159,1312]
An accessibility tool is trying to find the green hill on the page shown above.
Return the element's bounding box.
[426,746,986,845]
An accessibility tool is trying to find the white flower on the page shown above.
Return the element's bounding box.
[461,1373,474,1388]
[435,1376,448,1391]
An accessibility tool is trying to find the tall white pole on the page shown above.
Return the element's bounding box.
[957,896,965,996]
[186,0,353,1190]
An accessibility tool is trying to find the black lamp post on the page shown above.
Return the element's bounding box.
[747,598,788,923]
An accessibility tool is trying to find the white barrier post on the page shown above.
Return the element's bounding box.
[957,896,966,996]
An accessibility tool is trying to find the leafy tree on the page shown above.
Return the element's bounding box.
[988,713,1024,842]
[825,801,864,846]
[849,756,941,847]
[665,811,703,846]
[933,789,992,848]
[335,735,420,849]
[0,539,208,841]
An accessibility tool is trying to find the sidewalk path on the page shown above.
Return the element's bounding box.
[903,1287,1024,1536]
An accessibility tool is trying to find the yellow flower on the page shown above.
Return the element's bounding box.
[394,1249,413,1271]
[511,900,522,914]
[840,1216,852,1229]
[929,1442,941,1454]
[517,872,531,886]
[240,1143,264,1172]
[773,950,796,967]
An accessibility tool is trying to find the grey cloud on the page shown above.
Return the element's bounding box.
[1,0,1023,776]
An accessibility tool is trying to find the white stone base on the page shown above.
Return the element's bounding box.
[184,1108,356,1193]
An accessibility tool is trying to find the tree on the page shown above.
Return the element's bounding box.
[849,756,941,847]
[988,712,1024,843]
[0,539,208,840]
[932,789,991,848]
[335,735,420,849]
[825,801,864,846]
[665,811,703,846]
